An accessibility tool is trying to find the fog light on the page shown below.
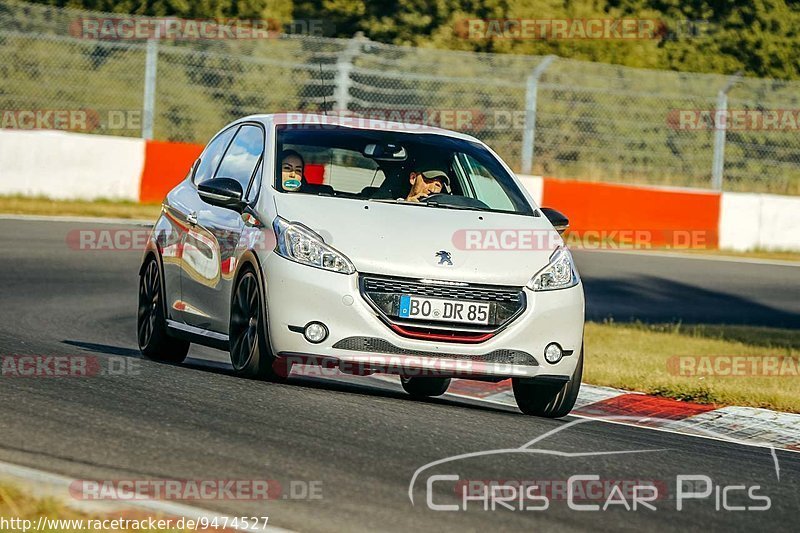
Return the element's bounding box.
[544,343,563,364]
[304,322,328,344]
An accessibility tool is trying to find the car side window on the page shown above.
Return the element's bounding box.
[455,153,515,211]
[215,125,264,193]
[194,127,236,185]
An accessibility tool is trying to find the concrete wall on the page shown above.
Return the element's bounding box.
[0,129,144,201]
[516,174,543,206]
[719,192,800,251]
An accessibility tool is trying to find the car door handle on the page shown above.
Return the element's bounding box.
[187,212,198,226]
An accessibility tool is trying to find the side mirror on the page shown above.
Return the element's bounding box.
[198,177,244,211]
[540,207,569,235]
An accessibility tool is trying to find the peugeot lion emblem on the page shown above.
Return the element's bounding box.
[435,250,453,266]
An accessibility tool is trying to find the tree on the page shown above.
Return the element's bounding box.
[23,0,800,79]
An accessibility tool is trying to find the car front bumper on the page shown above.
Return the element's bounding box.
[262,253,585,379]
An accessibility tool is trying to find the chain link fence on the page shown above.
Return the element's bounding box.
[1,0,799,194]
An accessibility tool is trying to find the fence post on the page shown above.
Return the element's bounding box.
[141,31,159,140]
[333,32,364,112]
[521,55,555,175]
[711,72,742,190]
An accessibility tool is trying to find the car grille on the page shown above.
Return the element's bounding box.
[332,337,538,366]
[359,274,526,334]
[362,276,521,303]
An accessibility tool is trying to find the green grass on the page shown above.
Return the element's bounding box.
[584,321,800,412]
[0,483,184,532]
[646,248,800,263]
[0,196,161,220]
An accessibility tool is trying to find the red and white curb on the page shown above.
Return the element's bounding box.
[371,375,800,453]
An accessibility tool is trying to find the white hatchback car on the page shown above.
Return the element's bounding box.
[138,113,585,417]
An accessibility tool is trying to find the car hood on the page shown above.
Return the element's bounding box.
[273,194,562,286]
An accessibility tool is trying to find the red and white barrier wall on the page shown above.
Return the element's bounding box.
[535,178,722,248]
[1,130,798,252]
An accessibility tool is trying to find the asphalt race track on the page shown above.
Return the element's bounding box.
[575,249,800,328]
[0,218,798,532]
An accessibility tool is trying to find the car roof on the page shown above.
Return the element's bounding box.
[237,113,485,144]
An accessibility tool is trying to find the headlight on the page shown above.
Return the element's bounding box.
[527,246,579,291]
[273,217,355,274]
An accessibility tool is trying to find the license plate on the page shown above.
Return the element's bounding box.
[398,295,490,325]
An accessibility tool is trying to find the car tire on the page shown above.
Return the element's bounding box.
[512,345,583,418]
[137,257,190,363]
[229,268,283,381]
[400,376,451,397]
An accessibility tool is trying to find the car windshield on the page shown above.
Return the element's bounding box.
[275,125,534,216]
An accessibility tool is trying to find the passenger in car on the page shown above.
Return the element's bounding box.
[280,150,305,191]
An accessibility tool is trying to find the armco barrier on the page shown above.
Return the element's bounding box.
[2,130,799,252]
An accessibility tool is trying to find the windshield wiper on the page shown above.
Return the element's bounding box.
[423,200,494,213]
[367,197,502,214]
[367,198,425,206]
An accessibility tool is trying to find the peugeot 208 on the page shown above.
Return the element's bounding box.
[137,114,584,417]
